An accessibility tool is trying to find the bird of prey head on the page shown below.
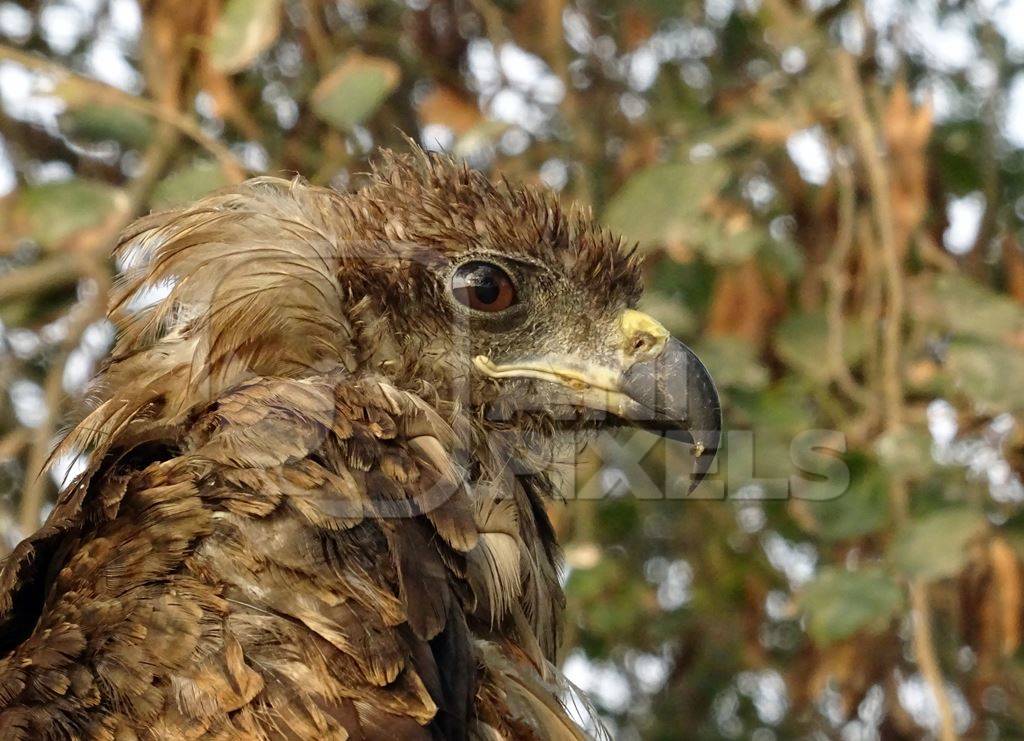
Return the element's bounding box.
[2,146,721,740]
[356,152,722,486]
[88,148,721,489]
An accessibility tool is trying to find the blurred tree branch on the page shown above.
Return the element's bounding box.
[1,0,1023,736]
[839,50,957,741]
[0,44,246,183]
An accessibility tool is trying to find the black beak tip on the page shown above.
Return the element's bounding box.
[622,337,722,495]
[686,359,722,493]
[665,397,721,494]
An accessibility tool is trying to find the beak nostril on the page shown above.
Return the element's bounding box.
[630,333,653,356]
[620,309,670,361]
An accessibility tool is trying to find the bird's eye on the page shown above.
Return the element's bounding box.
[451,261,517,313]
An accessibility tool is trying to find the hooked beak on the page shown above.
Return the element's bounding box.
[474,310,722,492]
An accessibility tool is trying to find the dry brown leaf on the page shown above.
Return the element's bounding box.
[506,0,565,59]
[418,85,482,135]
[1004,236,1024,306]
[989,537,1022,656]
[621,7,653,51]
[883,81,933,250]
[707,259,782,344]
[750,119,798,145]
[805,637,896,719]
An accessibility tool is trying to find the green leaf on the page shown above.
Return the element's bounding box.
[944,338,1024,412]
[693,216,765,264]
[729,381,816,482]
[934,121,988,194]
[59,105,153,149]
[11,179,123,249]
[875,427,935,479]
[603,160,729,252]
[210,0,282,73]
[914,273,1024,342]
[693,336,769,391]
[774,311,866,383]
[638,292,697,336]
[567,558,651,635]
[733,380,815,438]
[800,567,903,645]
[311,52,401,131]
[152,161,230,210]
[804,458,889,542]
[891,508,987,581]
[758,235,805,278]
[647,259,717,315]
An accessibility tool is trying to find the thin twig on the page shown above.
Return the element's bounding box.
[15,123,180,531]
[838,53,904,426]
[909,579,959,739]
[825,154,871,406]
[838,52,957,741]
[965,22,1003,272]
[916,232,957,274]
[857,211,883,428]
[300,0,335,73]
[18,364,66,533]
[0,255,81,303]
[0,429,28,461]
[18,267,108,532]
[0,44,246,183]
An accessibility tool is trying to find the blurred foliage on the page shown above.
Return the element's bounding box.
[1,0,1024,739]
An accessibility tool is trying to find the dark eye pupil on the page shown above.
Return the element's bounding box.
[473,275,500,304]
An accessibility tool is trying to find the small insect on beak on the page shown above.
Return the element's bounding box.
[474,310,722,493]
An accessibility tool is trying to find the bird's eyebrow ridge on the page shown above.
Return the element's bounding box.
[496,253,551,272]
[451,249,551,274]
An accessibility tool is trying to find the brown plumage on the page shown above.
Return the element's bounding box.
[0,148,720,740]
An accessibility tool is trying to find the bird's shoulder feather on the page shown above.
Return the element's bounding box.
[0,372,582,740]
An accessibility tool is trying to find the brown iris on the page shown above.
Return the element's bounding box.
[451,261,517,313]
